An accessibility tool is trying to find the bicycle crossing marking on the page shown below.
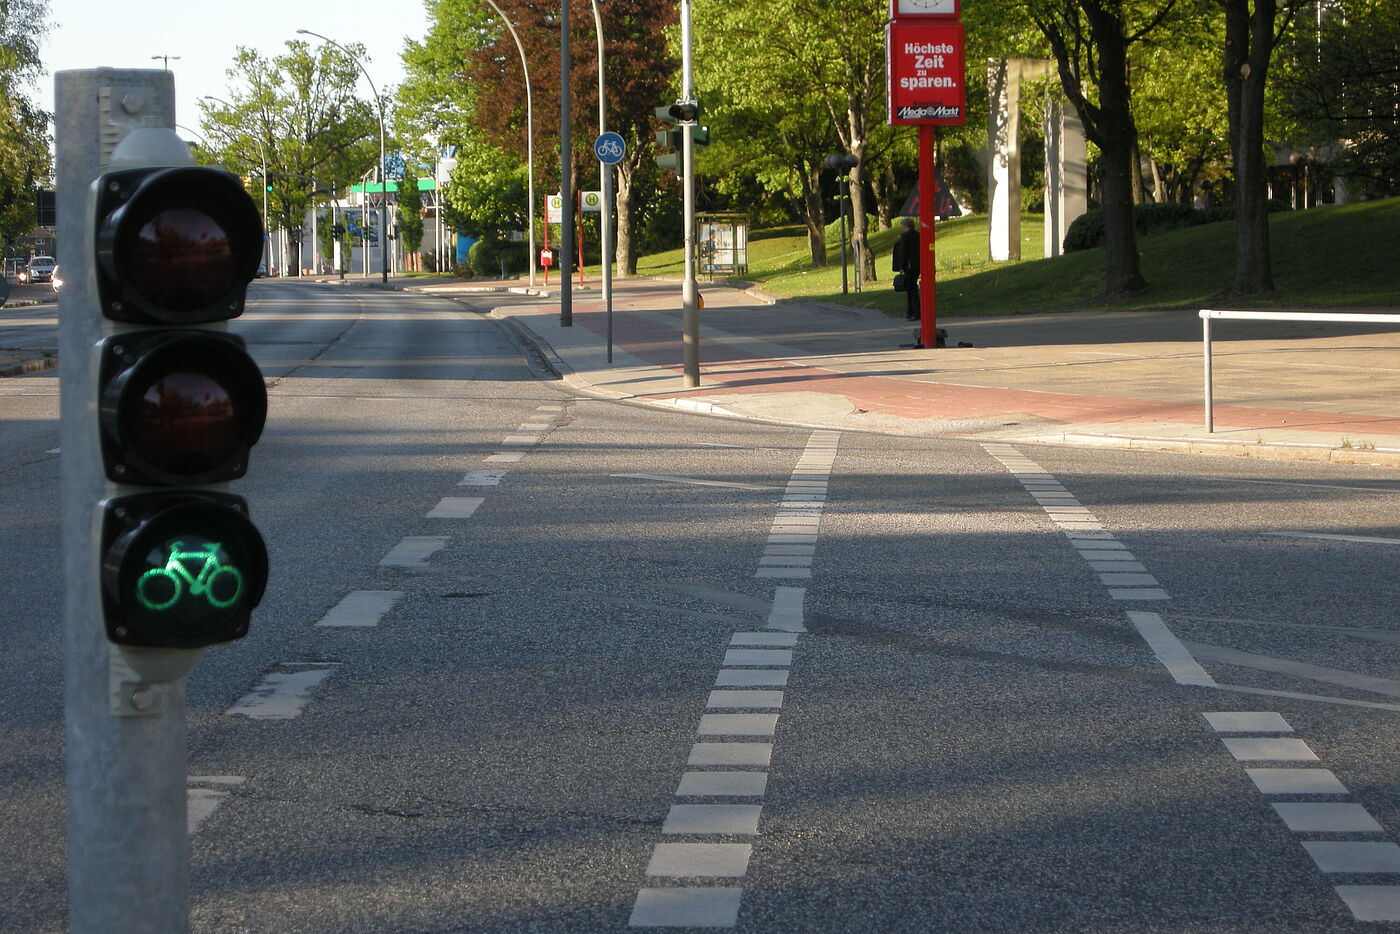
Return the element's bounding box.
[630,430,838,928]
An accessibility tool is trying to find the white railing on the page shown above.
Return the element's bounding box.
[1199,309,1400,432]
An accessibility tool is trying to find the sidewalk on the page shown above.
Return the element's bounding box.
[445,274,1400,467]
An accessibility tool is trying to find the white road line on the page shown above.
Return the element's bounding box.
[484,452,525,463]
[187,776,244,835]
[1266,531,1400,546]
[1125,611,1216,686]
[1336,887,1400,922]
[612,473,777,491]
[427,496,485,519]
[646,843,752,878]
[1273,803,1383,833]
[226,663,339,720]
[315,590,403,628]
[1304,842,1400,874]
[1202,711,1293,733]
[379,536,450,567]
[1246,768,1349,794]
[1221,737,1319,761]
[630,887,744,927]
[676,771,769,797]
[458,470,509,486]
[662,804,763,835]
[1187,642,1400,699]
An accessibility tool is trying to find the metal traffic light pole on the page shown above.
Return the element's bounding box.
[680,0,699,387]
[57,69,189,933]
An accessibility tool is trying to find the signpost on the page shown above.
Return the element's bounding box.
[887,1,966,349]
[593,131,626,363]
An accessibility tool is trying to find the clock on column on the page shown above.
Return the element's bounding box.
[891,0,959,16]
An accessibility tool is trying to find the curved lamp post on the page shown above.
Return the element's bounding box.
[202,95,270,275]
[482,0,537,287]
[296,28,389,283]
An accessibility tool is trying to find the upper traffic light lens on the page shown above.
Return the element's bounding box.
[96,166,263,323]
[125,206,239,312]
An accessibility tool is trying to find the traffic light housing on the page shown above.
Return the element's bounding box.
[90,154,269,656]
[654,100,709,172]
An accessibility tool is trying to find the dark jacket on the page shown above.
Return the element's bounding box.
[892,226,920,276]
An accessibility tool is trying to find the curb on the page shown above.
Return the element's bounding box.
[1010,431,1400,468]
[0,356,58,378]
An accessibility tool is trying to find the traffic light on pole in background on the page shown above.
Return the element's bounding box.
[654,100,709,172]
[91,130,268,672]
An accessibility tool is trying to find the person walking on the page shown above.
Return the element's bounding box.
[892,216,921,320]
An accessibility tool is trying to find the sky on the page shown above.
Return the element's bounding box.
[36,0,431,143]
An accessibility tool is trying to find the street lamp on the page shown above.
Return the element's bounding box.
[824,152,858,295]
[296,29,389,284]
[202,95,270,276]
[150,54,180,70]
[482,0,537,287]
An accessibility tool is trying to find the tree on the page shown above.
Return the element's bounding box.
[1216,0,1303,294]
[201,41,381,273]
[398,170,425,261]
[694,0,891,282]
[1027,0,1180,296]
[0,0,51,244]
[1277,0,1400,198]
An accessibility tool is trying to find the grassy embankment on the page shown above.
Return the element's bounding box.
[634,196,1400,316]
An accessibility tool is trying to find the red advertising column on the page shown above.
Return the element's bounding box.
[919,125,937,347]
[887,4,965,348]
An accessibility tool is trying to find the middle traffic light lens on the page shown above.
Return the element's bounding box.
[129,366,241,476]
[127,207,236,312]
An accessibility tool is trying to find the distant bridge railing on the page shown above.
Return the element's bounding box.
[1199,308,1400,432]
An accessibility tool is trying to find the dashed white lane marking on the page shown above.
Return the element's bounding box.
[611,474,777,491]
[631,431,836,928]
[187,776,244,835]
[630,888,744,927]
[459,470,509,486]
[1127,612,1216,687]
[1206,712,1400,918]
[315,590,403,628]
[426,496,485,519]
[646,843,752,878]
[484,452,525,463]
[379,535,450,567]
[226,663,340,720]
[1266,531,1400,546]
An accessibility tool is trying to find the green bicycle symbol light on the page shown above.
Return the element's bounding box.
[136,539,246,612]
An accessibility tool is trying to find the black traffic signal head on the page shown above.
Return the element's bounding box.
[98,330,267,486]
[95,166,263,324]
[667,100,700,123]
[101,491,268,648]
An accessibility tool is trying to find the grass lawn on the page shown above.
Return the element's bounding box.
[631,196,1399,316]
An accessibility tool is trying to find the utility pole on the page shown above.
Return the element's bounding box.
[680,0,699,387]
[559,0,573,326]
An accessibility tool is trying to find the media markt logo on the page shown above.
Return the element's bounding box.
[898,104,962,120]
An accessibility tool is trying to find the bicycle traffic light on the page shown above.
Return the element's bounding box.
[91,153,269,653]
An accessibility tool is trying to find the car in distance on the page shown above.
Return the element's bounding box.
[25,256,56,284]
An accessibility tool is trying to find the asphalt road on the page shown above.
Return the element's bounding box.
[2,281,1399,932]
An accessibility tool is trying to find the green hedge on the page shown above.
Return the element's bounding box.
[1063,200,1290,252]
[467,239,527,277]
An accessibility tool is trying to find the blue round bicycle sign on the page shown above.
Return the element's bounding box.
[594,132,626,165]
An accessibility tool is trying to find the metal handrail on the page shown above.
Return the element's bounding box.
[1199,309,1400,432]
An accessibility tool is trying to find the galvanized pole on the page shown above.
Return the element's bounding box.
[560,0,573,326]
[57,69,191,934]
[483,0,536,288]
[680,0,699,387]
[591,0,614,362]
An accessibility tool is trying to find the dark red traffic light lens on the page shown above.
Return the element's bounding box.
[100,332,267,486]
[124,206,238,312]
[96,167,263,323]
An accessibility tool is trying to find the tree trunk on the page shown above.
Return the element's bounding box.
[1221,0,1277,294]
[788,145,827,267]
[615,151,639,277]
[1086,11,1146,294]
[870,162,895,231]
[848,167,877,283]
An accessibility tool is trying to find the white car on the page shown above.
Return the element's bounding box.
[25,256,56,284]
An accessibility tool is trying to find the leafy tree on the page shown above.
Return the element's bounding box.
[445,138,528,242]
[694,0,890,282]
[398,170,425,257]
[0,0,51,244]
[1215,0,1306,294]
[1277,0,1400,198]
[1026,0,1181,296]
[201,41,381,273]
